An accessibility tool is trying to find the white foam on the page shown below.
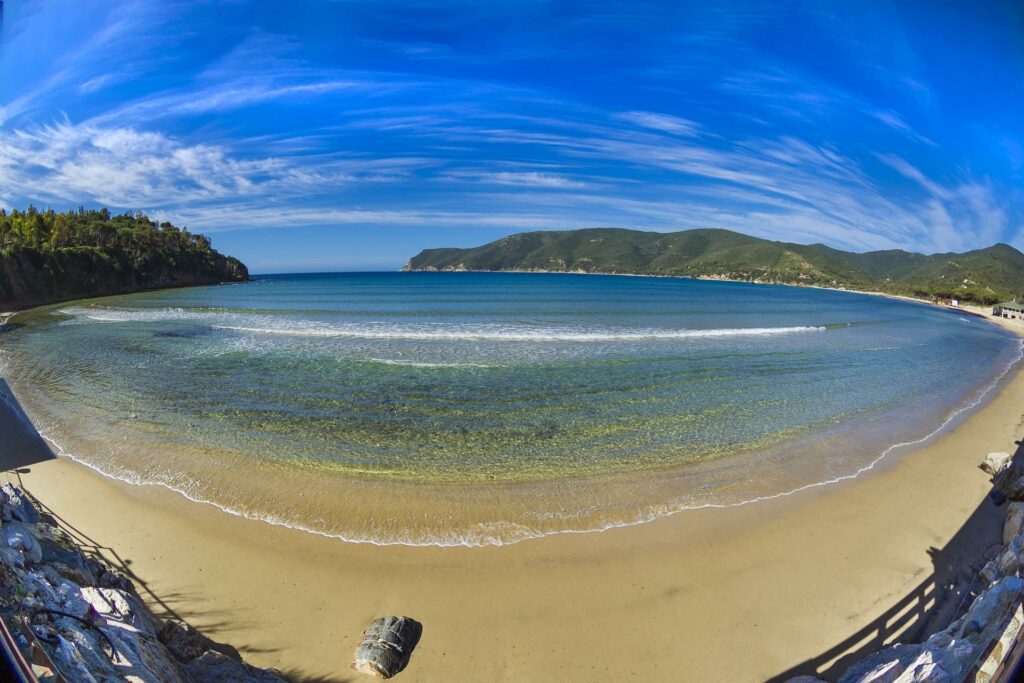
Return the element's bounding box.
[60,305,827,342]
[364,358,496,368]
[214,323,826,341]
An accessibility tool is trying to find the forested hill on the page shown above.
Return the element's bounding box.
[404,228,1024,304]
[0,207,247,310]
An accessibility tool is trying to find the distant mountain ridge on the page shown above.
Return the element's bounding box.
[403,228,1024,304]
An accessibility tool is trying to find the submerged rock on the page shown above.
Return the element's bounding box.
[352,616,423,679]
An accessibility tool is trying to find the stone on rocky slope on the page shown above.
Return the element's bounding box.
[981,452,1013,477]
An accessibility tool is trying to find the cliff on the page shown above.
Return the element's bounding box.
[0,208,247,311]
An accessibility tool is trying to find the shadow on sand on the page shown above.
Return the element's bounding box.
[9,472,353,683]
[1,377,351,682]
[767,438,1024,682]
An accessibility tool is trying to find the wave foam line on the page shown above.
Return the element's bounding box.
[364,358,497,368]
[62,306,827,341]
[30,337,1024,548]
[214,324,826,341]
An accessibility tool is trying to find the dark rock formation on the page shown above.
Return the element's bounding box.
[352,615,423,679]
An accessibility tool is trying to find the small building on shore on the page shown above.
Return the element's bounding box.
[992,300,1023,319]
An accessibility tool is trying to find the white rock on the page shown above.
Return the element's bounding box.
[1005,502,1024,544]
[3,523,42,564]
[981,452,1013,476]
[81,586,156,637]
[956,577,1024,646]
[997,537,1024,575]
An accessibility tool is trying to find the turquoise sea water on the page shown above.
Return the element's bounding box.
[1,273,1020,545]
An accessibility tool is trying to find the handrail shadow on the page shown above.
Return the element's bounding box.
[767,438,1024,682]
[6,472,350,682]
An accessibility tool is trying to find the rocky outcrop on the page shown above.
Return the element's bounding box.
[0,483,284,683]
[790,449,1024,683]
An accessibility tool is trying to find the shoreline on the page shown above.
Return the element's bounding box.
[400,267,1024,337]
[8,362,1023,680]
[2,283,1022,550]
[22,331,1024,549]
[3,281,1024,679]
[4,290,1019,548]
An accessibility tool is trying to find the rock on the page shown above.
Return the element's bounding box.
[955,576,1024,646]
[159,619,240,663]
[1004,502,1024,544]
[84,556,135,594]
[784,677,827,682]
[996,538,1024,577]
[352,616,423,679]
[837,643,924,683]
[82,586,156,637]
[980,560,1002,584]
[1,484,40,524]
[837,635,975,683]
[3,522,42,564]
[981,452,1014,477]
[185,650,286,682]
[37,533,96,586]
[0,546,25,570]
[993,456,1024,501]
[159,620,214,662]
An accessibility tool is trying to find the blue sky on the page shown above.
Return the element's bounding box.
[1,0,1022,273]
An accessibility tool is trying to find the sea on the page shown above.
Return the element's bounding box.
[1,272,1020,546]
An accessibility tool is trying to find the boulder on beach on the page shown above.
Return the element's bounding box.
[981,452,1013,477]
[352,616,423,679]
[992,453,1024,501]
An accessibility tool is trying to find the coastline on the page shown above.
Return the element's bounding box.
[7,364,1021,680]
[401,267,1024,337]
[0,288,1022,678]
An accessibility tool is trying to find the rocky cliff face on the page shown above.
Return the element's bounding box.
[0,483,283,682]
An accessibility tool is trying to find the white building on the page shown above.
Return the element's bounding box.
[992,301,1023,320]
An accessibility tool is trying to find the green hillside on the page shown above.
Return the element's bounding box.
[0,206,248,310]
[404,228,1024,304]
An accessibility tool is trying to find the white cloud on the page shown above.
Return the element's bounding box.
[613,111,701,136]
[0,121,289,207]
[481,172,587,188]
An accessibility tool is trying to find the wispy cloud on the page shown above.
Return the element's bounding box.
[1,0,1021,264]
[613,111,701,136]
[473,171,588,189]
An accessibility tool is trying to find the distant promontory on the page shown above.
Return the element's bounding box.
[404,227,1024,305]
[0,207,247,310]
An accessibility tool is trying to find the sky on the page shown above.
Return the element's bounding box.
[0,1,1023,273]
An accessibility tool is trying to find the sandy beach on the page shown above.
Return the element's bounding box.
[0,317,1020,681]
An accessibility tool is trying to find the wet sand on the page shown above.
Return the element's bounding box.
[3,357,1021,681]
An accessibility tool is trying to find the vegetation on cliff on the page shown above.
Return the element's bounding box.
[404,228,1024,304]
[0,206,247,310]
